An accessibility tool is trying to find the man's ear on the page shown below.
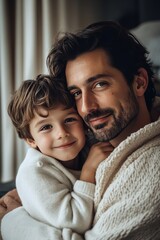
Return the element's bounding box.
[25,138,37,149]
[133,68,148,96]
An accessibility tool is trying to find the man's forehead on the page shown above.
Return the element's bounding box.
[65,49,111,87]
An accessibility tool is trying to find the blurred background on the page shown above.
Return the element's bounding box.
[0,0,160,182]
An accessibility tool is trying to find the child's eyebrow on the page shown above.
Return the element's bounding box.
[34,119,48,128]
[65,110,79,116]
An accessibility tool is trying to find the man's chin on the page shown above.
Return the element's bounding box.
[91,128,108,141]
[92,126,118,142]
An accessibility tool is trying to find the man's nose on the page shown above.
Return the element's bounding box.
[81,92,98,114]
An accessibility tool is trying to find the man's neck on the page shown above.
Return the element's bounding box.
[150,96,160,122]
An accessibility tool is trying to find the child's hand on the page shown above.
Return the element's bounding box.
[86,142,114,169]
[80,142,114,183]
[0,189,22,219]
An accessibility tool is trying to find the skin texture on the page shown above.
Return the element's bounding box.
[66,48,151,147]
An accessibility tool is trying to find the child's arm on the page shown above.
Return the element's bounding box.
[16,148,95,234]
[80,142,114,183]
[1,207,84,240]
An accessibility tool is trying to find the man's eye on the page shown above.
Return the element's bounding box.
[40,125,52,131]
[71,90,81,99]
[95,81,108,88]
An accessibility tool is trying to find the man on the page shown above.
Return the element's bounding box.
[1,21,160,239]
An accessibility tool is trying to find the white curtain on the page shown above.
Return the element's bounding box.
[0,0,104,182]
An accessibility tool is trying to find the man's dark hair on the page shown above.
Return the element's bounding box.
[47,20,156,110]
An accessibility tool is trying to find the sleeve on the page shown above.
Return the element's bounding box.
[1,207,84,240]
[16,150,95,234]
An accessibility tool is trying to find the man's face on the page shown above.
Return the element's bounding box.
[66,48,139,142]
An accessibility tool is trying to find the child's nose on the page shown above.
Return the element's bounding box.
[56,126,69,139]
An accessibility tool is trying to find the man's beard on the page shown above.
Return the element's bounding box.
[84,90,139,142]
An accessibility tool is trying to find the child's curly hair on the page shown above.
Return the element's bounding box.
[8,74,74,139]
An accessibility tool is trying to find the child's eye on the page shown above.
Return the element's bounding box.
[65,117,77,124]
[40,125,52,131]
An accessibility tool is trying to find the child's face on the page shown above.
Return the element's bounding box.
[26,104,86,162]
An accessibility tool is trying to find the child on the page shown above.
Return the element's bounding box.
[7,74,113,237]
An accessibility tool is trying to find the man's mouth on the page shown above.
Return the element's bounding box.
[88,114,111,127]
[84,109,114,127]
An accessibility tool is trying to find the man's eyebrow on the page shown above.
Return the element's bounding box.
[87,74,110,83]
[67,74,109,91]
[68,85,77,91]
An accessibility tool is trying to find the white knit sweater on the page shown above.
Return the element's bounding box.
[1,99,160,240]
[18,148,95,233]
[85,116,160,240]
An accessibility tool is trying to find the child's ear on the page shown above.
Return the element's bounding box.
[25,138,37,149]
[133,68,148,96]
